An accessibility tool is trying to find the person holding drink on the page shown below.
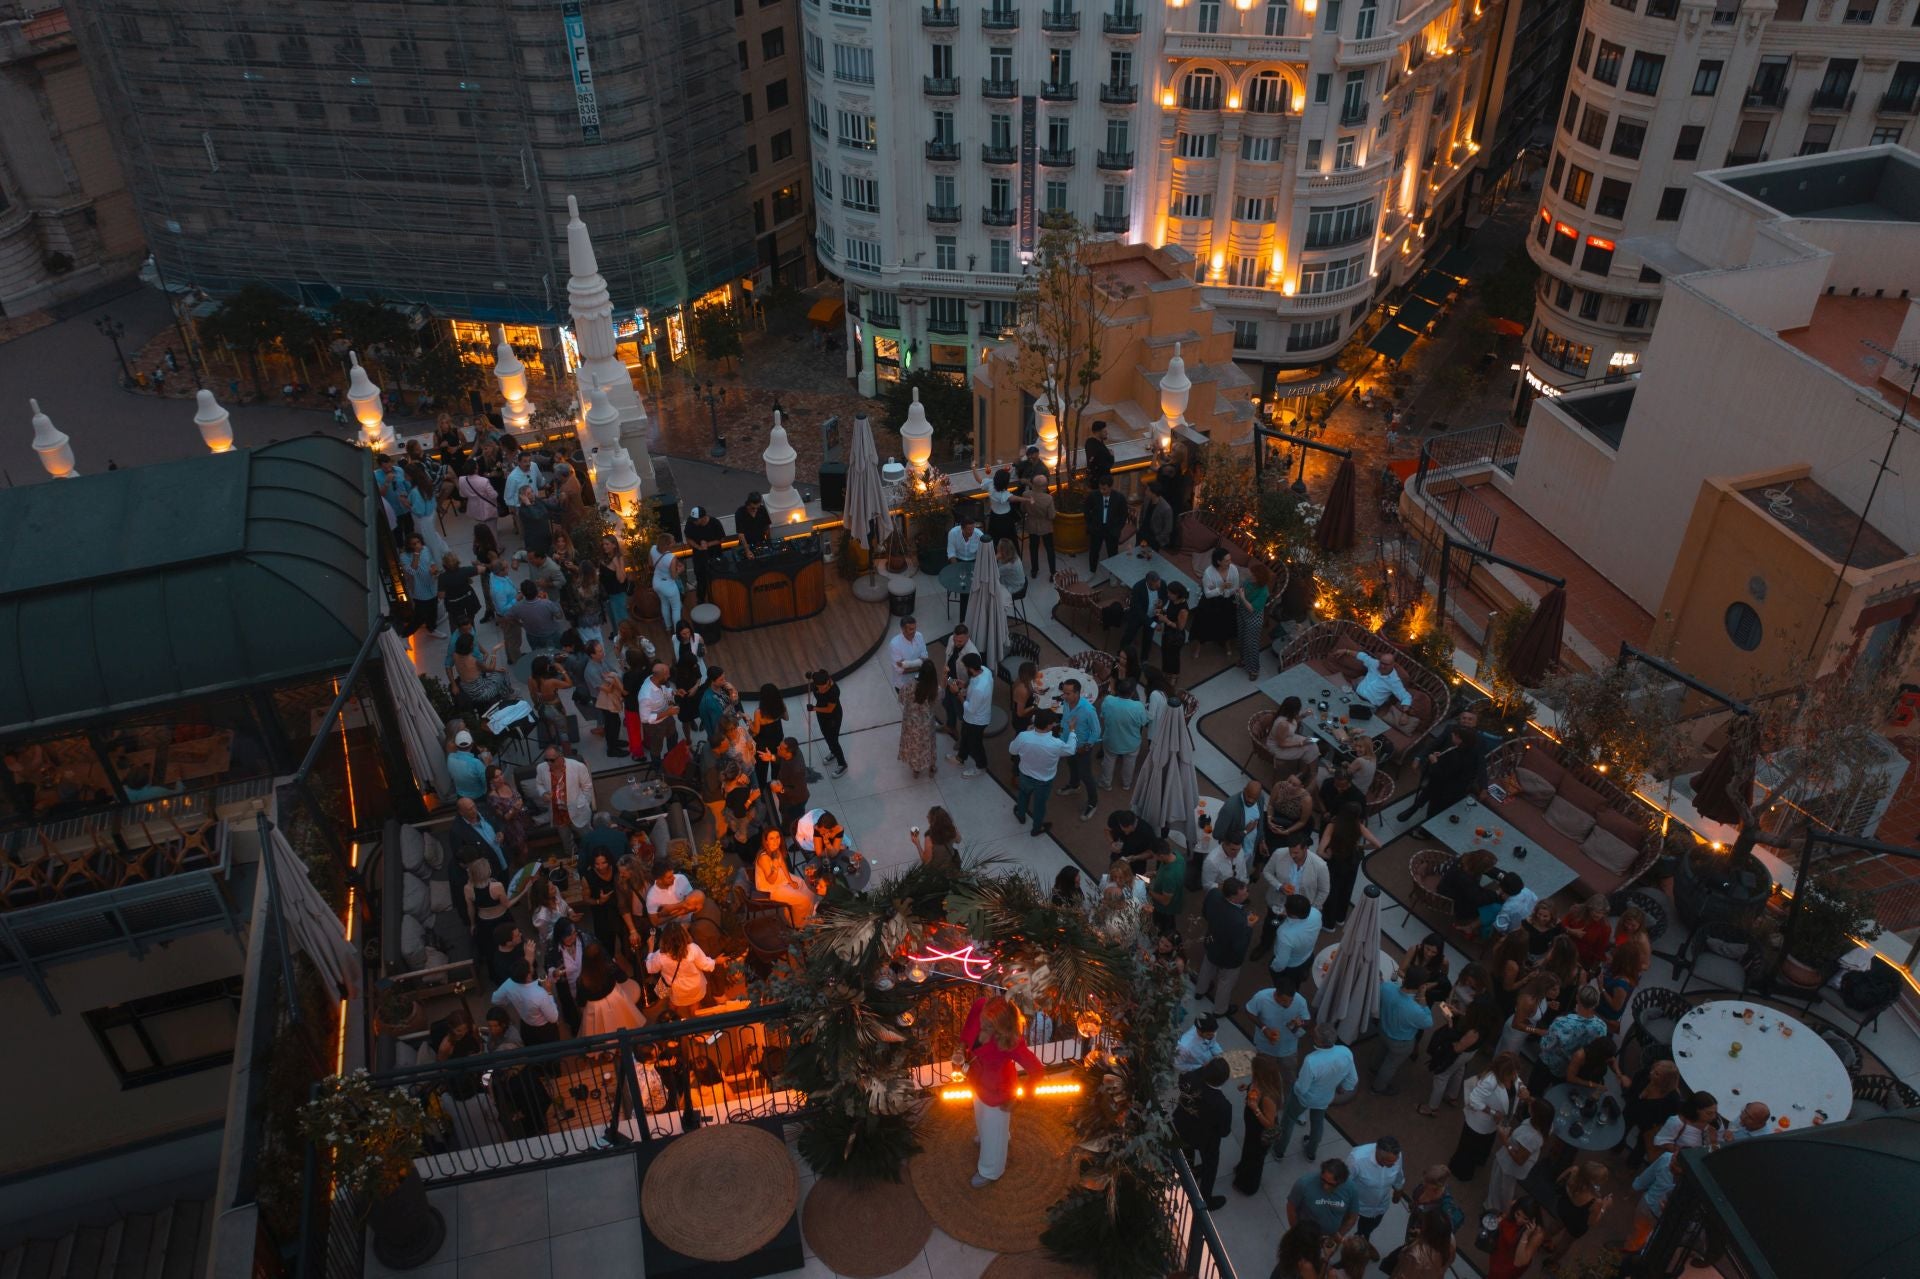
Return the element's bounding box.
[960,995,1048,1189]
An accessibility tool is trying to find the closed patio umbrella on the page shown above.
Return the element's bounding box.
[1314,457,1358,554]
[963,551,1010,678]
[380,626,455,798]
[267,824,359,999]
[844,413,891,601]
[1505,585,1567,686]
[1317,884,1383,1044]
[1691,729,1755,826]
[1131,698,1201,851]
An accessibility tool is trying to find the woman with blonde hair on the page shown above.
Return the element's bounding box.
[754,828,817,926]
[1545,1161,1613,1259]
[960,995,1047,1188]
[464,857,509,965]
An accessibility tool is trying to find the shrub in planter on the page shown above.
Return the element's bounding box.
[300,1071,444,1269]
[1779,874,1882,981]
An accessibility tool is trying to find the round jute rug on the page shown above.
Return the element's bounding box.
[641,1124,797,1261]
[906,1100,1079,1254]
[980,1251,1097,1279]
[801,1177,933,1278]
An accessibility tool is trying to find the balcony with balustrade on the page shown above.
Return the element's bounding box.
[1100,81,1138,104]
[982,6,1019,28]
[983,206,1018,226]
[1041,80,1079,101]
[922,4,959,26]
[982,77,1019,98]
[926,203,963,223]
[1040,6,1081,30]
[1039,147,1077,166]
[924,75,960,97]
[1103,10,1142,33]
[982,142,1018,163]
[926,139,961,161]
[1097,149,1135,170]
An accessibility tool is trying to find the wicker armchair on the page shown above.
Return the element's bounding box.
[1407,848,1457,919]
[1851,1073,1920,1113]
[1249,710,1278,772]
[1363,770,1397,823]
[1052,569,1099,631]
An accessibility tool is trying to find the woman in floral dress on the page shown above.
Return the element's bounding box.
[483,765,532,866]
[898,661,940,778]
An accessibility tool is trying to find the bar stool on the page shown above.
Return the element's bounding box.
[689,602,723,644]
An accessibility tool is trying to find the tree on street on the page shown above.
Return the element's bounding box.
[880,368,970,458]
[200,284,320,399]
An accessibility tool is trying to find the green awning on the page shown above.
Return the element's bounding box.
[1368,323,1420,361]
[1393,296,1440,331]
[1409,270,1454,304]
[0,436,379,736]
[1434,246,1475,278]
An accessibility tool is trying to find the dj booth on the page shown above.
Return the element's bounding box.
[704,535,826,631]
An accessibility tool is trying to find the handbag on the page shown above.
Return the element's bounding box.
[594,672,625,715]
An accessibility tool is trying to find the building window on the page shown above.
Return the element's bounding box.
[1564,165,1593,207]
[1299,253,1367,293]
[837,110,875,149]
[1304,199,1375,247]
[1243,135,1280,161]
[766,79,790,110]
[1266,0,1291,32]
[1626,52,1665,94]
[840,174,878,211]
[1287,317,1341,351]
[1800,122,1835,154]
[989,114,1012,149]
[1725,602,1763,651]
[1579,290,1602,320]
[1197,0,1222,31]
[1595,177,1630,218]
[771,129,793,160]
[816,160,833,199]
[1236,195,1276,221]
[1356,0,1377,36]
[833,44,874,83]
[1550,222,1578,262]
[753,200,767,234]
[806,32,824,70]
[1174,191,1215,218]
[990,239,1012,273]
[1549,151,1565,190]
[1304,139,1323,169]
[1102,183,1126,217]
[1845,0,1877,20]
[1563,93,1581,133]
[1675,126,1702,161]
[1248,71,1288,113]
[1334,137,1356,169]
[1046,179,1069,212]
[1625,299,1652,327]
[1555,280,1574,309]
[846,237,883,270]
[868,291,899,325]
[1575,30,1593,73]
[1047,115,1072,152]
[1611,118,1646,159]
[1536,209,1551,246]
[1314,72,1331,103]
[1176,132,1220,158]
[1230,257,1266,286]
[1592,43,1623,86]
[84,976,242,1089]
[1182,68,1224,109]
[989,175,1013,213]
[935,236,957,269]
[1578,106,1608,148]
[1323,0,1343,30]
[746,144,759,173]
[1531,325,1593,375]
[1233,320,1261,349]
[930,297,966,332]
[810,99,829,138]
[1581,236,1616,275]
[762,27,786,59]
[1693,60,1722,95]
[1873,124,1906,144]
[743,92,754,122]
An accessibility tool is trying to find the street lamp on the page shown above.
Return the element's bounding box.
[693,379,727,457]
[94,314,133,388]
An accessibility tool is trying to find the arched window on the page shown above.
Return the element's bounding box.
[1181,68,1223,110]
[1247,71,1288,113]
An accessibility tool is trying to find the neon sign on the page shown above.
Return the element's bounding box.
[904,942,994,981]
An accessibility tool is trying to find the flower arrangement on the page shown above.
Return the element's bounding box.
[298,1070,429,1200]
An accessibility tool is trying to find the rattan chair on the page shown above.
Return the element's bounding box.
[1626,985,1690,1053]
[1052,569,1099,632]
[1407,848,1457,920]
[1069,650,1116,694]
[1249,710,1278,774]
[1852,1072,1920,1113]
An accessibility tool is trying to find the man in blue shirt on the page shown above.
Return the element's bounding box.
[400,534,440,635]
[484,561,524,663]
[1286,1160,1360,1238]
[1173,1014,1224,1074]
[447,731,488,800]
[1632,1150,1677,1241]
[1534,984,1607,1094]
[1270,893,1322,984]
[1245,972,1310,1079]
[1273,1025,1358,1162]
[1055,679,1102,820]
[1097,679,1148,790]
[1372,969,1450,1095]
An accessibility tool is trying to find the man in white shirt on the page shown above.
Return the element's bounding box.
[502,455,543,514]
[493,957,562,1045]
[1009,709,1077,837]
[795,808,855,855]
[1344,1137,1406,1240]
[636,663,678,759]
[955,653,994,778]
[887,615,929,691]
[1345,649,1417,732]
[1173,1014,1225,1074]
[1200,832,1252,892]
[1490,872,1538,934]
[946,514,988,615]
[644,859,704,928]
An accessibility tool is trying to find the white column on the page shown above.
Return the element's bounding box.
[193,388,234,453]
[29,398,75,478]
[1157,342,1191,451]
[565,193,655,485]
[346,352,395,452]
[763,410,805,526]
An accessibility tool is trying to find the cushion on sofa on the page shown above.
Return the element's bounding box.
[428,879,454,913]
[1556,776,1604,816]
[400,826,427,872]
[1515,767,1558,808]
[402,874,431,923]
[1518,745,1565,789]
[399,915,428,971]
[1582,824,1640,875]
[1544,795,1597,842]
[1334,651,1369,680]
[421,945,451,971]
[1176,512,1220,553]
[1596,807,1647,849]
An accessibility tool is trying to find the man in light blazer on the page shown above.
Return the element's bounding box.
[533,745,595,860]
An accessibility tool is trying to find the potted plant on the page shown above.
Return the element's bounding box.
[1778,874,1882,986]
[373,983,424,1037]
[899,487,953,575]
[1052,483,1088,555]
[300,1071,443,1269]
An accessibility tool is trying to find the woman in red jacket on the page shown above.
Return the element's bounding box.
[962,996,1047,1188]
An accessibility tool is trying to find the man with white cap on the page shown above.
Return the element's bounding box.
[447,729,488,800]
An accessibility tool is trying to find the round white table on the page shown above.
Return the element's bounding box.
[1672,1000,1852,1127]
[1311,942,1398,990]
[1031,666,1081,712]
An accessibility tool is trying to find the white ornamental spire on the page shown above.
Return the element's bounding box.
[901,387,934,475]
[493,334,532,431]
[30,398,75,478]
[562,192,653,485]
[764,408,804,525]
[193,388,234,453]
[1160,341,1192,423]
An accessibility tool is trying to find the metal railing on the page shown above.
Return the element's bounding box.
[922,4,960,24]
[1100,81,1139,103]
[1040,7,1082,29]
[983,205,1018,226]
[1094,213,1131,232]
[982,6,1019,27]
[1882,89,1920,114]
[926,203,963,223]
[1746,82,1787,108]
[1104,10,1144,33]
[1097,148,1135,169]
[981,143,1018,163]
[924,75,960,96]
[982,77,1019,97]
[1810,88,1856,111]
[926,139,960,161]
[1039,146,1077,166]
[1041,81,1079,101]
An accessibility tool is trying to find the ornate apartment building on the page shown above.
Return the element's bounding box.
[803,0,1499,395]
[1520,0,1920,401]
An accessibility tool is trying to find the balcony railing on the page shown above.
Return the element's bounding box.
[922,4,960,25]
[982,6,1019,28]
[978,320,1015,336]
[1103,10,1143,32]
[1882,89,1920,114]
[983,205,1018,225]
[1094,212,1130,232]
[1040,7,1081,29]
[924,75,960,96]
[981,142,1017,163]
[1100,81,1138,103]
[1340,102,1371,125]
[1041,80,1079,101]
[1746,82,1787,108]
[1725,149,1769,166]
[1039,146,1077,166]
[929,315,970,334]
[1096,148,1135,169]
[926,203,963,223]
[926,139,961,161]
[982,77,1019,97]
[1810,88,1856,111]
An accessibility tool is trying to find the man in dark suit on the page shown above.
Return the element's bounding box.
[1087,476,1128,574]
[1119,572,1163,660]
[1173,1056,1233,1209]
[447,797,509,925]
[1083,419,1115,490]
[1210,778,1268,861]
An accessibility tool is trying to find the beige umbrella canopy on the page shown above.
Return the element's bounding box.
[963,555,1010,677]
[380,627,455,798]
[1317,884,1384,1044]
[1130,698,1201,851]
[267,824,359,999]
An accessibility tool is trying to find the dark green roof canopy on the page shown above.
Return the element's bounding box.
[1681,1111,1920,1279]
[1433,246,1475,278]
[1393,296,1441,331]
[0,436,377,737]
[1368,323,1420,361]
[1409,270,1455,304]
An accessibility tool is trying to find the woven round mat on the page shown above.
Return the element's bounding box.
[906,1100,1079,1253]
[801,1177,933,1278]
[640,1124,798,1261]
[981,1252,1097,1279]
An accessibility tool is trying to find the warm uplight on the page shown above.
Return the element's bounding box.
[1161,88,1178,107]
[787,509,806,523]
[940,1083,1084,1102]
[1270,247,1285,275]
[1302,0,1317,14]
[1282,276,1297,295]
[1292,93,1307,111]
[1228,92,1242,109]
[1209,250,1226,277]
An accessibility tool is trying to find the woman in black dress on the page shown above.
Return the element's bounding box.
[750,683,785,790]
[580,851,622,953]
[1156,582,1191,681]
